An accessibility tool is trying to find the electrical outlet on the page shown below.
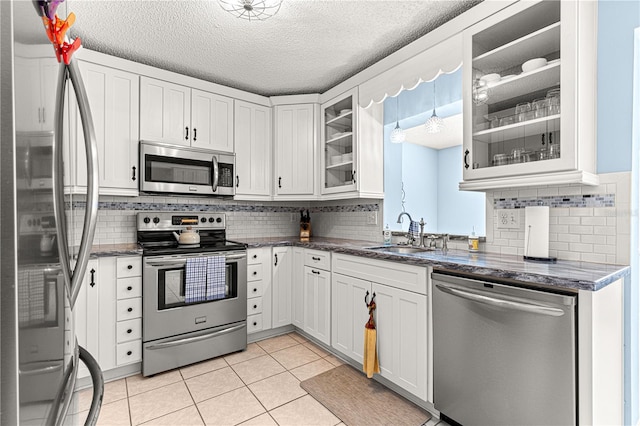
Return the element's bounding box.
[366,211,378,225]
[497,209,520,229]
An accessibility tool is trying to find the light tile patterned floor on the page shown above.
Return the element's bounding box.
[75,332,348,426]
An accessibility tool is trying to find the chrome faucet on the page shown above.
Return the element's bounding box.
[396,212,414,245]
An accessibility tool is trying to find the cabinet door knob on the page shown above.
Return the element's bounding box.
[127,329,132,334]
[127,265,133,270]
[127,286,132,291]
[253,322,257,326]
[193,128,197,142]
[131,166,137,181]
[253,271,257,276]
[464,149,470,169]
[127,307,133,312]
[252,254,257,259]
[185,127,189,140]
[127,351,132,356]
[312,256,320,261]
[253,304,257,309]
[253,288,257,293]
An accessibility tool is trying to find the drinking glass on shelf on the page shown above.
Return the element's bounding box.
[515,102,531,122]
[490,116,499,129]
[532,98,549,119]
[547,96,560,115]
[499,116,514,127]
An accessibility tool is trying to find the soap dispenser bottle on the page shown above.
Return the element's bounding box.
[468,226,479,252]
[383,224,392,245]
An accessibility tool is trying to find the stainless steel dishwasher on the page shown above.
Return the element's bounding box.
[432,272,577,426]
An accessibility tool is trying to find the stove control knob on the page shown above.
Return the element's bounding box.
[208,217,215,223]
[216,217,222,223]
[153,217,160,224]
[143,217,151,224]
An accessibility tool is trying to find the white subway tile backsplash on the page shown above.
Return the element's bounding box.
[581,217,607,226]
[569,225,593,235]
[569,242,593,253]
[558,217,581,225]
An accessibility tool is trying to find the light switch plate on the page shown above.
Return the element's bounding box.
[497,209,520,229]
[366,211,378,225]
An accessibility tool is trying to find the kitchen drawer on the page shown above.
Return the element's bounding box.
[116,318,142,343]
[116,277,142,300]
[116,297,142,321]
[116,257,142,278]
[247,249,264,265]
[248,264,264,282]
[247,314,263,334]
[247,297,263,316]
[333,254,427,295]
[116,339,142,365]
[247,280,263,298]
[304,249,330,271]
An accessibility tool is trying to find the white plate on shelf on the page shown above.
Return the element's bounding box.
[501,74,517,81]
[548,58,560,65]
[339,109,352,115]
[522,58,547,73]
[480,73,501,83]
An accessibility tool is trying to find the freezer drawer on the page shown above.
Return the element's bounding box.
[432,272,576,426]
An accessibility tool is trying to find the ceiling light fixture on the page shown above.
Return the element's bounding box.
[218,0,283,21]
[390,96,406,144]
[425,81,444,134]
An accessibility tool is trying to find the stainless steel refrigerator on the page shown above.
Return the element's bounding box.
[1,0,103,424]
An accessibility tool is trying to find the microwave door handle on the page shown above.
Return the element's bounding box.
[212,156,219,192]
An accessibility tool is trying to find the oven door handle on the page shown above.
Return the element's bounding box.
[145,253,246,267]
[212,156,219,192]
[146,323,246,350]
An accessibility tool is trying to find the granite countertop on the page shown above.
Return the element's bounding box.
[89,243,142,257]
[234,237,630,292]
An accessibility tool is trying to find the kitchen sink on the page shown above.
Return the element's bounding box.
[367,246,433,254]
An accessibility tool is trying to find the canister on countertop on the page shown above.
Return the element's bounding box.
[468,227,479,252]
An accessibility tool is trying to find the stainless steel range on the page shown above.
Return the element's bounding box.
[137,212,247,376]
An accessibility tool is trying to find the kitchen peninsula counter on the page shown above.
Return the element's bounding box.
[235,237,630,292]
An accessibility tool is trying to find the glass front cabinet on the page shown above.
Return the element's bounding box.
[321,88,384,199]
[460,0,598,190]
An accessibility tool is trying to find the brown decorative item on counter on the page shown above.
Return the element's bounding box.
[300,209,311,240]
[363,291,380,378]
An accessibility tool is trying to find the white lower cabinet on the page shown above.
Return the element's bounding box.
[331,254,429,402]
[272,247,293,328]
[247,248,272,334]
[74,256,142,378]
[291,248,305,328]
[331,273,370,364]
[303,264,331,345]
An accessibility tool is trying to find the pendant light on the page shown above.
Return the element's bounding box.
[218,0,283,21]
[425,81,444,134]
[390,96,406,144]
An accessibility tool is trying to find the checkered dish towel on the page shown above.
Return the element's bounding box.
[206,256,226,300]
[185,257,208,303]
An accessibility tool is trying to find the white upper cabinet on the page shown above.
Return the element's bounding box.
[69,61,140,196]
[461,0,598,190]
[234,100,272,200]
[321,87,384,200]
[140,77,234,152]
[140,77,191,145]
[191,89,234,152]
[14,57,57,132]
[274,104,317,199]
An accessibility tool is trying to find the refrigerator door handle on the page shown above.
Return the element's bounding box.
[53,58,99,309]
[79,345,104,426]
[435,283,566,317]
[46,341,79,426]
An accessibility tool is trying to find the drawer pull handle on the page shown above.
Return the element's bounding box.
[312,270,320,275]
[253,304,257,309]
[127,351,132,356]
[253,271,257,276]
[253,322,257,326]
[127,307,133,312]
[127,286,132,291]
[127,329,132,334]
[312,256,320,261]
[252,254,257,259]
[253,288,257,293]
[127,265,133,270]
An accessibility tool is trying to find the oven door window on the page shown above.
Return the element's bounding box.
[145,154,212,186]
[157,262,238,310]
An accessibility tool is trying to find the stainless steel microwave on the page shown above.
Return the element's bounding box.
[139,141,235,196]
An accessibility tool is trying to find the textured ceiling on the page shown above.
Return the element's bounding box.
[20,0,482,97]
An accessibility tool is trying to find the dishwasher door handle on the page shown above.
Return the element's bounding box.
[435,283,566,317]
